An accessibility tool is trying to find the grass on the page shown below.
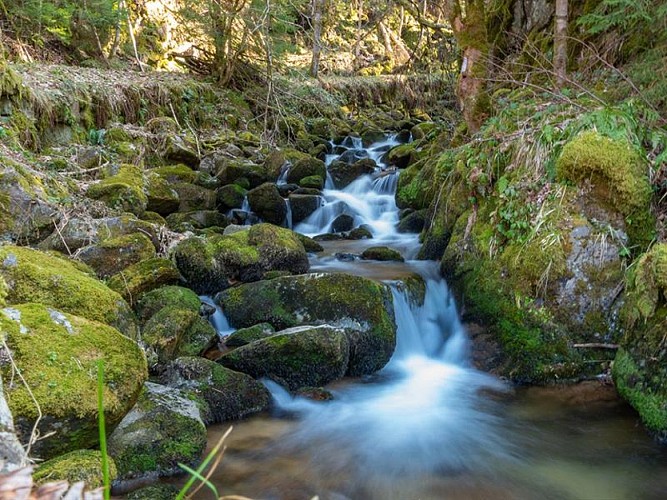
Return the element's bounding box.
[97,360,111,500]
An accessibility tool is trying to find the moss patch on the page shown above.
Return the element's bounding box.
[87,164,148,216]
[34,450,118,489]
[107,258,181,305]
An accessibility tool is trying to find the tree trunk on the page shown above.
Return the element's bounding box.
[354,0,363,70]
[310,0,324,77]
[554,0,568,88]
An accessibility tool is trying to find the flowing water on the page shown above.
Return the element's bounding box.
[194,135,667,499]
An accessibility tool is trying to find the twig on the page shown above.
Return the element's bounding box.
[572,343,619,349]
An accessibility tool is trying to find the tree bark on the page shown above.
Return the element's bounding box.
[554,0,568,88]
[310,0,324,77]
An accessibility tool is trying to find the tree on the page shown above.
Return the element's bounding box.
[554,0,568,87]
[310,0,324,77]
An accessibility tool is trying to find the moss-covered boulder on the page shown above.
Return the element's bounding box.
[385,144,417,169]
[217,159,269,189]
[0,245,137,338]
[77,232,157,279]
[145,171,180,216]
[87,165,148,216]
[361,246,405,262]
[135,286,201,326]
[398,209,427,233]
[410,122,437,141]
[108,382,206,481]
[0,304,147,459]
[286,157,326,185]
[173,183,216,212]
[160,357,270,425]
[246,182,287,225]
[33,450,118,489]
[107,258,181,305]
[328,159,376,189]
[219,325,350,391]
[166,210,228,232]
[151,165,197,184]
[164,135,199,167]
[142,307,217,370]
[289,194,321,224]
[127,484,179,500]
[224,322,275,347]
[216,184,247,211]
[556,131,654,247]
[173,224,309,294]
[296,233,324,253]
[216,273,396,375]
[299,175,324,190]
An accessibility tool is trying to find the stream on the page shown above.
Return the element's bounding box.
[194,135,667,499]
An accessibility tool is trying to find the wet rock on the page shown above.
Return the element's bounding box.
[217,159,269,189]
[135,285,201,326]
[166,210,229,232]
[313,233,344,241]
[289,194,321,224]
[346,226,373,240]
[277,183,300,197]
[33,450,118,489]
[299,175,324,190]
[395,129,412,143]
[328,158,376,188]
[361,246,404,262]
[173,223,308,294]
[160,357,270,424]
[219,325,350,391]
[338,149,368,164]
[361,129,386,146]
[296,233,324,253]
[77,232,157,279]
[107,258,181,305]
[216,273,396,375]
[385,144,416,169]
[108,382,206,481]
[331,214,355,233]
[410,122,437,141]
[292,187,322,196]
[216,184,247,211]
[335,253,358,262]
[247,183,287,225]
[398,209,427,233]
[224,323,276,347]
[286,157,326,185]
[0,304,147,459]
[1,374,25,472]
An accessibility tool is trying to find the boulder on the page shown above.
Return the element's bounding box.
[216,273,396,375]
[217,159,268,188]
[219,325,350,391]
[107,258,181,305]
[299,175,324,190]
[398,209,427,233]
[33,450,118,489]
[0,245,137,338]
[224,322,275,347]
[173,183,216,212]
[145,171,180,216]
[346,226,373,240]
[166,210,229,232]
[328,158,376,188]
[87,165,147,216]
[286,157,326,185]
[385,144,416,169]
[160,357,270,425]
[361,246,405,262]
[338,149,368,165]
[172,223,309,294]
[0,304,147,459]
[296,233,324,253]
[135,286,201,325]
[331,214,354,233]
[216,184,247,211]
[108,382,206,481]
[289,194,321,224]
[77,232,157,279]
[247,183,287,225]
[150,165,197,184]
[164,135,199,167]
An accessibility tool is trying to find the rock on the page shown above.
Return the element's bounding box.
[338,149,368,164]
[127,484,180,500]
[77,232,156,279]
[328,158,376,188]
[166,210,229,232]
[247,183,287,225]
[0,245,137,338]
[360,129,386,146]
[135,286,201,326]
[289,194,321,224]
[335,253,358,262]
[108,382,206,481]
[361,246,404,262]
[331,214,355,233]
[385,144,416,169]
[277,183,300,197]
[33,450,118,489]
[142,307,217,369]
[264,150,287,180]
[87,165,147,216]
[145,171,180,216]
[0,304,147,459]
[107,258,181,305]
[173,183,216,212]
[346,226,373,240]
[216,273,396,376]
[173,224,308,294]
[395,129,411,143]
[216,159,268,189]
[299,175,324,190]
[296,233,324,253]
[410,122,437,141]
[160,357,270,425]
[313,233,344,241]
[216,184,247,211]
[286,157,326,185]
[219,325,350,391]
[225,323,276,347]
[292,187,322,196]
[1,374,25,473]
[164,135,199,167]
[151,165,197,184]
[398,209,427,233]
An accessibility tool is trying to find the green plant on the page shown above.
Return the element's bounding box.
[97,360,110,500]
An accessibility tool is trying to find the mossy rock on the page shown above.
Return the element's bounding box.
[296,233,324,253]
[173,183,216,212]
[107,258,181,305]
[0,304,147,459]
[385,144,416,169]
[299,175,324,190]
[219,325,350,392]
[224,322,276,347]
[87,165,147,216]
[135,286,201,326]
[398,209,427,233]
[164,136,199,167]
[142,307,217,370]
[126,484,179,499]
[0,245,137,338]
[166,210,228,232]
[556,131,654,247]
[286,157,326,185]
[410,122,437,141]
[361,246,404,262]
[360,128,386,147]
[77,232,157,279]
[145,171,180,216]
[172,223,308,294]
[160,357,270,425]
[151,165,197,184]
[216,184,247,211]
[33,450,118,489]
[347,226,373,240]
[328,159,376,189]
[217,159,269,189]
[264,150,287,180]
[108,382,206,480]
[246,182,287,225]
[216,273,396,376]
[289,194,321,224]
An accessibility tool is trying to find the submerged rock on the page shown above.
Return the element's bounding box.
[219,325,350,391]
[108,382,206,481]
[0,304,147,459]
[216,273,396,375]
[160,357,270,425]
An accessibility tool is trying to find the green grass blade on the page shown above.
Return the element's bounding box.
[177,463,219,499]
[97,360,111,500]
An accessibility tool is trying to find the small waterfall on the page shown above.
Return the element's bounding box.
[284,199,293,229]
[200,296,235,337]
[277,162,291,185]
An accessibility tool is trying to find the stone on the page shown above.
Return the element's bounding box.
[247,183,287,225]
[77,232,157,279]
[331,214,355,233]
[224,322,276,347]
[216,184,247,211]
[135,286,201,325]
[33,450,118,489]
[361,246,405,262]
[328,158,376,188]
[289,194,321,224]
[286,157,326,185]
[107,258,181,305]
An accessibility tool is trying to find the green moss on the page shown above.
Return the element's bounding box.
[145,171,180,216]
[33,450,118,489]
[151,164,197,184]
[107,258,181,305]
[0,304,147,458]
[361,246,404,262]
[78,232,156,278]
[135,285,201,325]
[87,164,148,216]
[126,484,179,499]
[0,245,137,338]
[299,175,324,189]
[556,131,654,246]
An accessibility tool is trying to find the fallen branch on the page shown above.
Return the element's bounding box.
[572,343,619,349]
